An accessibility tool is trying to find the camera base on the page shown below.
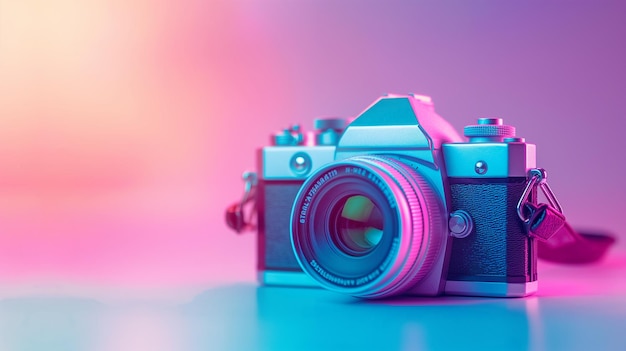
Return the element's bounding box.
[258,270,320,288]
[445,280,538,297]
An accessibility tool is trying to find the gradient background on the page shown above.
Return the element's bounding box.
[0,0,625,297]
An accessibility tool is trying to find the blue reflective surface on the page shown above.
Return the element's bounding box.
[1,257,626,351]
[183,285,626,351]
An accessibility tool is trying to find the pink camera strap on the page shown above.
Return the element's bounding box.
[538,222,616,264]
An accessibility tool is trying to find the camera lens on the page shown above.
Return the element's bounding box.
[290,155,446,299]
[331,195,384,255]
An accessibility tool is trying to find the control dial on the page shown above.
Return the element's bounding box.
[464,118,516,142]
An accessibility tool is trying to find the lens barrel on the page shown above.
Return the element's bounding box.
[290,155,445,298]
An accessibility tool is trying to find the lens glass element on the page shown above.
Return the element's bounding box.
[332,195,384,255]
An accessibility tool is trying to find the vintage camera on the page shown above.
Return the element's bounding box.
[229,94,557,298]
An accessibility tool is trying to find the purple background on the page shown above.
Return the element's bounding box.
[0,0,624,291]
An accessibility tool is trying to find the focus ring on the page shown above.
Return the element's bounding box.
[349,156,443,298]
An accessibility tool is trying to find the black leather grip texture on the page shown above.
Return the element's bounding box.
[447,178,536,283]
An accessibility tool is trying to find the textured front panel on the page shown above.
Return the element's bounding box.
[257,181,304,271]
[447,178,535,283]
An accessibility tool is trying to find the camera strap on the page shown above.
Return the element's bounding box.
[225,171,258,234]
[537,222,616,264]
[517,168,615,264]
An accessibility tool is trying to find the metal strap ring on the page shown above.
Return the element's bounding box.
[517,173,539,223]
[516,168,564,223]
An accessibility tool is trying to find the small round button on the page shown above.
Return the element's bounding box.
[290,152,312,176]
[474,160,488,175]
[449,210,474,238]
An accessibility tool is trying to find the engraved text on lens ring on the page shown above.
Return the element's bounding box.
[308,237,400,287]
[298,169,338,224]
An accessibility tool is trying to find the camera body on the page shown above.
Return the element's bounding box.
[257,94,537,298]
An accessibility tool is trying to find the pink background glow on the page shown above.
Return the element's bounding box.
[0,0,625,294]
